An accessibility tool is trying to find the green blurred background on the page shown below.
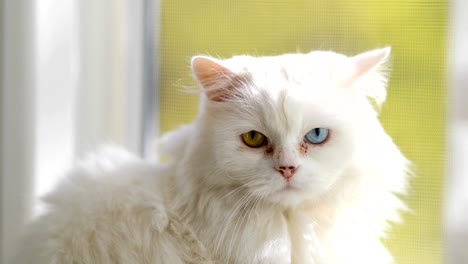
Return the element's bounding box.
[160,0,447,262]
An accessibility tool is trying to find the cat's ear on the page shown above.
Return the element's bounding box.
[348,47,390,79]
[191,56,243,102]
[338,47,391,106]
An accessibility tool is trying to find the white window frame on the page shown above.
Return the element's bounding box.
[1,1,36,262]
[0,0,160,262]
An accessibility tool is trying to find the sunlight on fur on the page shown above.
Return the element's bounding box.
[15,48,409,264]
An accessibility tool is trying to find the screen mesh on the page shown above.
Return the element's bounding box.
[159,1,447,262]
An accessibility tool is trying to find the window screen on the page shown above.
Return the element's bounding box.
[160,1,447,262]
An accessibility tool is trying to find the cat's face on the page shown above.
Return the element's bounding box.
[192,49,390,207]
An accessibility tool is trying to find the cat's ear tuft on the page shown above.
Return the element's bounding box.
[339,47,391,106]
[191,56,242,102]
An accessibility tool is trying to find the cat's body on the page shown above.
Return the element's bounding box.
[16,48,409,264]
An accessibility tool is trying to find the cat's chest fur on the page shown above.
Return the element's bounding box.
[179,189,299,264]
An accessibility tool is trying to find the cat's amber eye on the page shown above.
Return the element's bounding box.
[241,131,266,148]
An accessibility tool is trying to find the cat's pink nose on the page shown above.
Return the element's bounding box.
[275,165,298,180]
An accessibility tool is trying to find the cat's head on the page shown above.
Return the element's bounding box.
[191,48,391,208]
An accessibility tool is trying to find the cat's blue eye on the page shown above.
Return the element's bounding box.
[304,128,329,144]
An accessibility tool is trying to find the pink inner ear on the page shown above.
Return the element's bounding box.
[191,56,245,102]
[202,72,241,103]
[334,48,390,88]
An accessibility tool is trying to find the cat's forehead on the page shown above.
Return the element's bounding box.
[218,52,357,138]
[233,77,347,142]
[226,52,350,111]
[224,51,349,86]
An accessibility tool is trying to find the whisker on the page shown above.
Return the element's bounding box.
[224,169,257,181]
[214,190,253,257]
[227,191,257,261]
[221,180,256,200]
[247,192,266,264]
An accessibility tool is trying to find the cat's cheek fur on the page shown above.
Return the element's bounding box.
[299,131,355,192]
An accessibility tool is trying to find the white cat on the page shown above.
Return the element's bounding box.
[15,48,409,264]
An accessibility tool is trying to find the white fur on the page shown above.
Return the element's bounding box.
[15,48,409,264]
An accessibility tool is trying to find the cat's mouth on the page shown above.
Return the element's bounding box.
[267,183,307,207]
[280,183,301,192]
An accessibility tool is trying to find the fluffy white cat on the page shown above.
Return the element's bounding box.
[15,48,409,264]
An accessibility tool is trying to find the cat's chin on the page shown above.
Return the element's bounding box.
[265,185,312,208]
